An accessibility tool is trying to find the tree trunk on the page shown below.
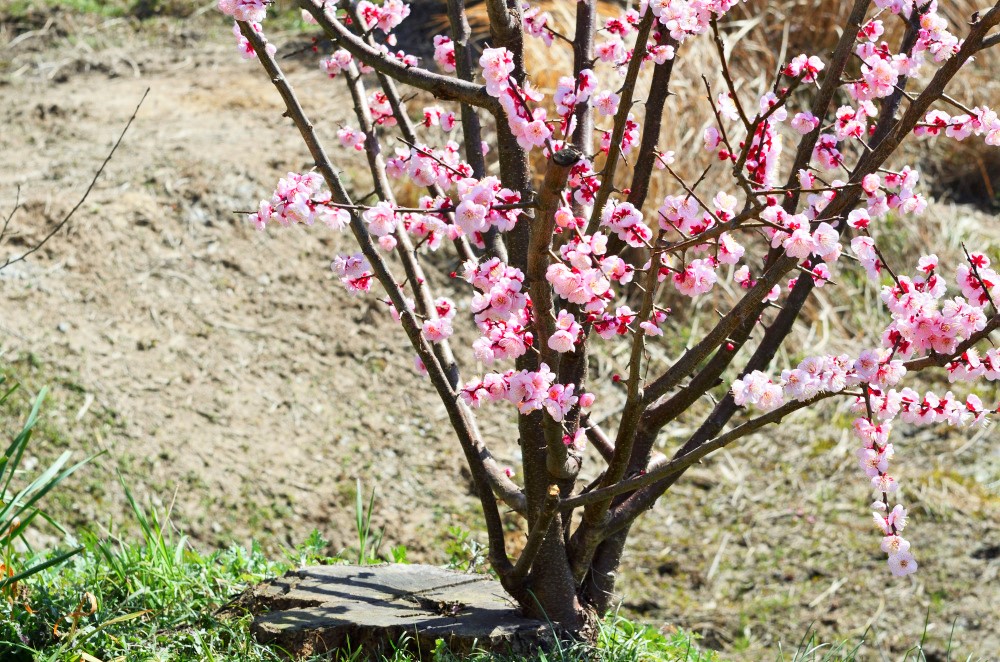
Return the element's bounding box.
[520,520,588,628]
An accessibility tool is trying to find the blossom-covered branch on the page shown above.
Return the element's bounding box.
[223,0,1000,626]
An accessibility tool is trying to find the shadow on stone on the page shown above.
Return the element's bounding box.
[245,564,557,660]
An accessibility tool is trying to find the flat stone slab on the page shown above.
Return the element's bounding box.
[248,564,554,659]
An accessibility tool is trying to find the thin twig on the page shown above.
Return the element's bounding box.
[0,89,148,271]
[561,392,834,513]
[239,22,521,580]
[0,186,21,245]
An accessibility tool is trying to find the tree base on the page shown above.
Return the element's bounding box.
[245,564,558,659]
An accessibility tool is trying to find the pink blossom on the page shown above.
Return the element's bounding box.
[357,0,410,33]
[717,233,745,265]
[548,310,582,353]
[887,551,918,576]
[363,201,397,237]
[480,47,515,97]
[782,228,816,259]
[454,199,489,236]
[790,112,819,134]
[860,58,899,99]
[519,119,552,148]
[331,253,373,294]
[593,90,621,117]
[880,535,910,555]
[544,383,578,421]
[703,126,723,153]
[595,37,625,63]
[433,35,456,72]
[784,54,825,82]
[423,316,454,343]
[717,93,739,121]
[672,258,718,297]
[218,0,267,22]
[601,201,652,248]
[337,127,366,151]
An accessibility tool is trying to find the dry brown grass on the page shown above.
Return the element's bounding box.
[482,0,1000,364]
[463,0,1000,206]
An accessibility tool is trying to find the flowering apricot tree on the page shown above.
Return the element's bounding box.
[219,0,1000,630]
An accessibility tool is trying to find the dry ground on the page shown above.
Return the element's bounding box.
[1,8,998,659]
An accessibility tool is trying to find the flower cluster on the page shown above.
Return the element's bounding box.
[600,201,652,248]
[331,253,373,295]
[547,232,634,314]
[356,0,410,33]
[463,257,533,364]
[217,0,267,22]
[522,4,554,46]
[321,49,354,78]
[853,417,917,576]
[647,0,740,44]
[422,106,457,132]
[461,363,581,421]
[599,114,640,155]
[916,107,1000,146]
[247,172,348,231]
[480,47,553,149]
[453,177,523,236]
[784,54,824,82]
[386,142,471,189]
[592,306,638,340]
[872,253,990,359]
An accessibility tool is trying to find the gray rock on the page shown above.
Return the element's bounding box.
[248,564,555,659]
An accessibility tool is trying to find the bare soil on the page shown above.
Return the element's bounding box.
[1,10,998,659]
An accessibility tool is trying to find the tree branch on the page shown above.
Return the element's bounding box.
[239,23,519,580]
[581,413,615,463]
[1,89,148,271]
[343,3,478,265]
[561,393,832,515]
[585,9,655,233]
[529,148,584,481]
[626,50,678,211]
[299,0,496,111]
[571,0,597,153]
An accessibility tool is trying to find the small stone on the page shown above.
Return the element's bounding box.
[247,564,554,660]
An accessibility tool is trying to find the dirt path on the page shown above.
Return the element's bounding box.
[1,12,998,659]
[0,16,489,553]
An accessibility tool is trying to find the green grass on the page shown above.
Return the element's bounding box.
[2,0,129,19]
[1,470,949,661]
[1,518,720,661]
[0,447,719,661]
